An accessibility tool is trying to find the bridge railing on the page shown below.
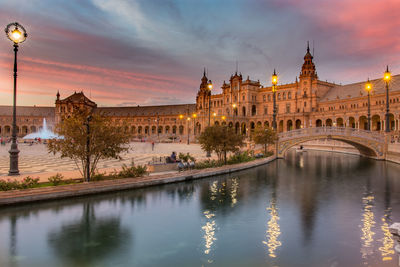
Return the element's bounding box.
[278,127,385,143]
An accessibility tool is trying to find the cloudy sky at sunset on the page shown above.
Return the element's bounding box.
[0,0,399,107]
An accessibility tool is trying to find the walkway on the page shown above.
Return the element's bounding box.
[0,155,275,206]
[0,142,214,181]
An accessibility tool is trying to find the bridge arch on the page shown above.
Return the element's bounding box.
[277,127,385,160]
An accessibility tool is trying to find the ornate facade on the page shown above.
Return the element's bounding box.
[0,44,399,140]
[197,44,400,135]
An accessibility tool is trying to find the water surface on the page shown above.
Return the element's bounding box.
[0,150,400,266]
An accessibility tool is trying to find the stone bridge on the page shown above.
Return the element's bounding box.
[277,127,388,160]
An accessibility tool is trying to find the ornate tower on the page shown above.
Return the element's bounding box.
[196,68,209,111]
[299,42,317,80]
[55,91,97,124]
[299,42,318,114]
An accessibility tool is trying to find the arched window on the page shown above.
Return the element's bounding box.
[251,105,256,116]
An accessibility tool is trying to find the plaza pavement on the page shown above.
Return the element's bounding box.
[0,141,215,182]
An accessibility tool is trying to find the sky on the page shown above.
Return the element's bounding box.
[0,0,399,107]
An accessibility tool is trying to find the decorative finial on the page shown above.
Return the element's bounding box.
[307,41,310,53]
[386,65,389,72]
[273,69,276,76]
[203,67,206,77]
[236,60,238,74]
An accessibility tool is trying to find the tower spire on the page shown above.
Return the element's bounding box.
[235,60,238,74]
[300,43,317,79]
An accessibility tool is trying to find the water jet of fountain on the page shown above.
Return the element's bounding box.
[23,118,61,139]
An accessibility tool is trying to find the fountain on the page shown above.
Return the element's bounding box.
[23,118,61,139]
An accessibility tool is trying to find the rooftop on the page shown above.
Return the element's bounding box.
[321,74,400,102]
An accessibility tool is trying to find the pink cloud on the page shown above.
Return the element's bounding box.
[0,53,197,106]
[279,0,400,55]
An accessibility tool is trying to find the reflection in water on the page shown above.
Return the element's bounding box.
[47,201,131,266]
[360,194,376,260]
[9,215,17,267]
[263,196,282,258]
[201,180,219,262]
[379,164,395,262]
[0,151,399,266]
[263,175,281,258]
[202,210,216,255]
[299,154,304,168]
[230,178,239,207]
[379,214,394,262]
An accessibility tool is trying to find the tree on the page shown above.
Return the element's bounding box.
[48,109,132,181]
[252,126,277,154]
[198,125,244,164]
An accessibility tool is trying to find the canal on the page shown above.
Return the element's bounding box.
[0,150,400,266]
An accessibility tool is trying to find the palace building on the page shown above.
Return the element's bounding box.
[0,44,400,140]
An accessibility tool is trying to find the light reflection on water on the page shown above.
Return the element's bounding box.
[360,194,375,260]
[263,196,282,258]
[0,150,399,266]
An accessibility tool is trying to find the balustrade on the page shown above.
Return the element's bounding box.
[278,126,385,143]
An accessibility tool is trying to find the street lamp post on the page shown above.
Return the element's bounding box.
[271,69,278,131]
[192,113,197,135]
[187,117,191,145]
[206,81,213,157]
[365,79,372,131]
[179,114,184,141]
[155,114,159,142]
[5,22,27,176]
[147,118,150,137]
[208,81,213,127]
[384,66,391,132]
[232,103,237,133]
[212,112,217,124]
[85,115,92,182]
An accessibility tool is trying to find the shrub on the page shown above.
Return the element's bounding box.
[265,151,274,157]
[178,152,196,163]
[118,164,148,178]
[0,179,20,191]
[48,173,64,186]
[195,159,224,169]
[20,176,40,189]
[0,176,39,191]
[91,171,107,181]
[227,151,255,165]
